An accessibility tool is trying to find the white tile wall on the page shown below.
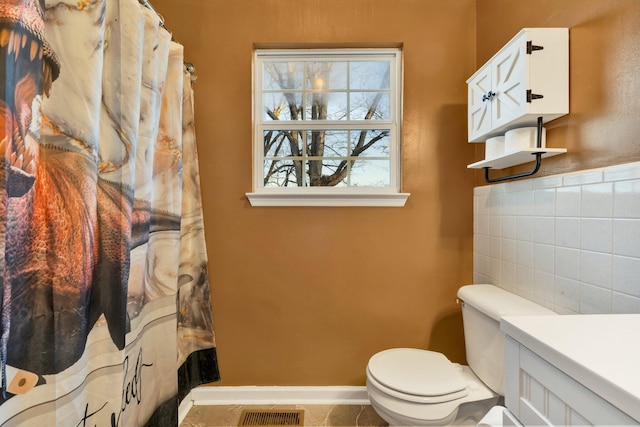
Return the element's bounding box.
[474,161,640,314]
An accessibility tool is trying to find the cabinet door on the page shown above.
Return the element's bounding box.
[467,65,493,142]
[506,339,638,426]
[491,32,528,130]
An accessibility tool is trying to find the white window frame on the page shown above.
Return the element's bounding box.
[246,48,409,207]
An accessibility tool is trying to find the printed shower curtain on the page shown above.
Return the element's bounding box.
[0,0,219,425]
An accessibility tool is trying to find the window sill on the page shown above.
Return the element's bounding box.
[246,192,410,207]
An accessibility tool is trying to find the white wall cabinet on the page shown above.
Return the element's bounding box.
[467,28,569,143]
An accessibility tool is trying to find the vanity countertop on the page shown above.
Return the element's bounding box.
[500,314,640,422]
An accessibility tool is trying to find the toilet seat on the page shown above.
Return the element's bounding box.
[367,349,469,403]
[366,367,470,404]
[366,349,499,425]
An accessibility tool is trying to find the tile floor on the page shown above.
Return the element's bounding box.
[180,404,388,427]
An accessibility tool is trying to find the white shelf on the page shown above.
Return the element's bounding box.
[467,148,567,170]
[246,192,410,207]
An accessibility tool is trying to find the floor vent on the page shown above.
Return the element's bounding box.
[238,409,304,426]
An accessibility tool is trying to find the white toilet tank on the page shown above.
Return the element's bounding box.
[457,285,556,395]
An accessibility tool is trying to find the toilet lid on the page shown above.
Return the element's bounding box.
[367,348,468,397]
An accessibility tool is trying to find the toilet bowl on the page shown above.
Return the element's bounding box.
[366,348,498,426]
[477,405,523,427]
[365,284,557,426]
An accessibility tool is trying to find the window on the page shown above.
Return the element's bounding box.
[247,48,409,207]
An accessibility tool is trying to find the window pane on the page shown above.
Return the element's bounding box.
[350,92,390,120]
[350,130,390,158]
[350,160,391,187]
[255,49,401,196]
[307,159,348,187]
[305,92,348,120]
[263,130,303,157]
[263,159,306,187]
[306,61,347,90]
[350,61,390,90]
[263,62,303,90]
[264,92,303,120]
[306,130,349,157]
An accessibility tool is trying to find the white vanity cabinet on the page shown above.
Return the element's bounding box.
[467,28,569,143]
[501,315,640,426]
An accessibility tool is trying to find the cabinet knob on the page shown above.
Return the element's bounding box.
[482,91,496,102]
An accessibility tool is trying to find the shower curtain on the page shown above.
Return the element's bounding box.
[0,0,219,425]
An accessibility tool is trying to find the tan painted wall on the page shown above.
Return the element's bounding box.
[152,0,476,385]
[151,0,639,387]
[474,0,640,184]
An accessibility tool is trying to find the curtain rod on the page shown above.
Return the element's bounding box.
[137,0,196,75]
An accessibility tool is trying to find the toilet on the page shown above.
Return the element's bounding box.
[365,284,556,426]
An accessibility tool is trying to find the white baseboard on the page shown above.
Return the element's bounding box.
[178,392,194,425]
[188,386,370,406]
